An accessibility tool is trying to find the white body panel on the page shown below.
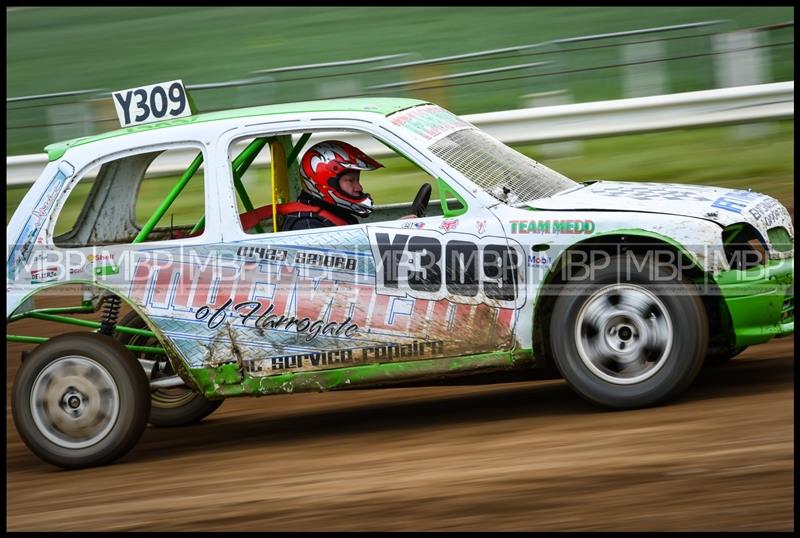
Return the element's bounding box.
[6,104,793,373]
[527,181,793,258]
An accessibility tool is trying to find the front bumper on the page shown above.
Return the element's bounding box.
[715,257,794,348]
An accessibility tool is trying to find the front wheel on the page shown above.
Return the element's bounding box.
[549,254,708,409]
[705,346,748,365]
[12,332,151,469]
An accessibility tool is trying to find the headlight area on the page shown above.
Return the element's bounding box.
[767,225,794,255]
[714,222,794,347]
[721,223,770,270]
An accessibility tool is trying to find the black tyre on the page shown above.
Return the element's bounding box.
[705,346,747,365]
[116,311,223,427]
[549,253,708,409]
[12,332,151,469]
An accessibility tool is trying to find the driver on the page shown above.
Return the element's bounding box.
[281,140,382,231]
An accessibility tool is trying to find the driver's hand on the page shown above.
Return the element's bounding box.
[399,214,417,220]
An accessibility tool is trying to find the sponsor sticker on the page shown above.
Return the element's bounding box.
[367,227,525,310]
[710,190,763,214]
[246,340,447,372]
[87,252,119,276]
[527,254,552,267]
[509,219,595,234]
[31,266,60,284]
[235,246,358,272]
[7,161,74,280]
[389,104,472,144]
[439,219,459,232]
[131,253,518,350]
[745,197,787,228]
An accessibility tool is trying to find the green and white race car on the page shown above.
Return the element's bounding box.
[7,81,794,469]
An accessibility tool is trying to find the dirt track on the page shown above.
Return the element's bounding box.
[6,326,794,531]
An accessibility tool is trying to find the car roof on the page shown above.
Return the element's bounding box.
[44,96,428,161]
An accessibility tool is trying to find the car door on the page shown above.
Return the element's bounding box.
[209,121,523,377]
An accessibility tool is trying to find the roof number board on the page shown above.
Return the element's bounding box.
[112,80,191,128]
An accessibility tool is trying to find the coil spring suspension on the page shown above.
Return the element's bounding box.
[99,295,121,336]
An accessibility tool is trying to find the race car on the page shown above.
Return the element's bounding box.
[7,80,794,469]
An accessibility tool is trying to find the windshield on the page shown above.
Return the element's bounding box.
[389,104,578,204]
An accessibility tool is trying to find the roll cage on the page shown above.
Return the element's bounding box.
[6,117,471,355]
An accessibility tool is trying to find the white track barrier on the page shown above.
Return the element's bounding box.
[7,81,793,187]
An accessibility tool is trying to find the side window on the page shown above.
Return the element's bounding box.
[226,134,298,234]
[227,130,464,235]
[52,146,206,247]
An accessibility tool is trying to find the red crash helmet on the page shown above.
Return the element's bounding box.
[299,140,383,217]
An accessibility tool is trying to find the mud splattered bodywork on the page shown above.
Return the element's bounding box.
[7,97,794,399]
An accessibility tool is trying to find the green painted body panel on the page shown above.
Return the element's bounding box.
[714,257,794,347]
[437,177,469,218]
[21,311,156,338]
[7,305,94,323]
[44,97,426,160]
[190,349,535,399]
[7,335,48,344]
[45,146,69,161]
[539,228,794,349]
[7,279,190,379]
[6,334,165,355]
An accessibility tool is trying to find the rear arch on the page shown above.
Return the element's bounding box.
[7,280,198,391]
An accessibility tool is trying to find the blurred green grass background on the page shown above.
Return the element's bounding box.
[8,7,792,98]
[6,7,794,230]
[7,7,794,155]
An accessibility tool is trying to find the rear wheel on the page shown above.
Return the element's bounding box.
[117,311,223,427]
[549,253,708,409]
[12,332,150,469]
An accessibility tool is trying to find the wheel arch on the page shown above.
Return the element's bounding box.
[531,230,732,370]
[7,280,198,390]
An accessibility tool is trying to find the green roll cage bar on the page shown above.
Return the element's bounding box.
[7,133,313,354]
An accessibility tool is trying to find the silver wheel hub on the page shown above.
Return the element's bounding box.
[62,388,86,415]
[574,284,673,385]
[30,356,120,449]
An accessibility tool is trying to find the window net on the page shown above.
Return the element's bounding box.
[429,128,577,204]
